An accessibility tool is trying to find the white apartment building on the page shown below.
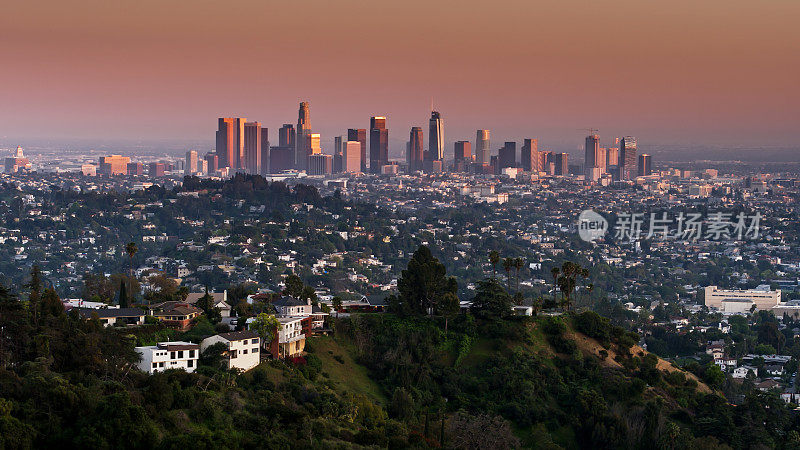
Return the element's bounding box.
[135,341,199,374]
[200,331,261,372]
[704,285,781,313]
[277,317,306,357]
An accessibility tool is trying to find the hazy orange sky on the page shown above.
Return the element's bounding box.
[1,0,799,152]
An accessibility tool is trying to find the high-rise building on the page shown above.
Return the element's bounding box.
[126,162,143,176]
[408,127,424,172]
[620,136,637,180]
[428,111,444,162]
[260,128,269,176]
[476,130,490,164]
[605,147,619,167]
[521,138,539,172]
[454,141,471,162]
[554,153,568,175]
[333,136,344,173]
[279,124,295,148]
[269,146,294,173]
[343,141,361,173]
[584,134,600,169]
[499,142,516,169]
[148,162,165,177]
[4,146,31,173]
[638,154,652,177]
[296,102,311,170]
[369,116,388,173]
[204,152,218,174]
[185,150,198,175]
[216,118,234,169]
[243,122,262,175]
[347,128,367,173]
[308,153,332,176]
[306,133,321,156]
[98,155,131,176]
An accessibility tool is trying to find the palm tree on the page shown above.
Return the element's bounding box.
[125,242,138,279]
[489,250,500,279]
[550,266,560,305]
[503,258,513,292]
[514,258,524,292]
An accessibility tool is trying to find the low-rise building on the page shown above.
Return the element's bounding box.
[75,307,145,327]
[135,341,199,374]
[152,301,202,330]
[200,331,261,372]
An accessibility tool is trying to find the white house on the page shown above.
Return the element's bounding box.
[135,341,199,374]
[277,317,306,357]
[732,365,757,379]
[200,331,261,372]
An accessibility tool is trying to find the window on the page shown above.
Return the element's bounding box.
[252,338,259,344]
[187,360,194,368]
[158,362,164,367]
[252,347,259,353]
[189,350,195,358]
[178,351,184,359]
[170,351,176,359]
[242,349,248,354]
[242,339,248,345]
[152,363,157,369]
[230,350,237,359]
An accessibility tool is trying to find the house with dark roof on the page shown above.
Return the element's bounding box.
[200,330,261,372]
[185,291,231,317]
[75,307,146,327]
[151,301,202,330]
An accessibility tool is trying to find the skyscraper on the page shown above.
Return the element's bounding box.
[605,147,619,167]
[554,153,568,175]
[521,138,539,172]
[185,150,198,175]
[499,142,516,169]
[584,134,600,169]
[428,111,443,162]
[279,124,295,148]
[296,102,311,170]
[260,128,269,175]
[369,116,388,173]
[243,122,262,175]
[333,136,344,173]
[347,128,367,173]
[454,141,471,162]
[408,127,424,172]
[308,153,332,176]
[476,129,490,164]
[216,118,235,169]
[204,152,218,174]
[620,136,637,180]
[233,118,246,170]
[638,154,652,177]
[343,141,361,173]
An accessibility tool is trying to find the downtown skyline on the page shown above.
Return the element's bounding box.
[1,0,799,149]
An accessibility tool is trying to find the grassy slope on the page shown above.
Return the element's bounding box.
[308,335,388,405]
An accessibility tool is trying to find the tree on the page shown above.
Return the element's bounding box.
[118,279,129,308]
[394,245,458,316]
[503,258,513,292]
[197,287,222,324]
[470,278,512,320]
[447,411,520,450]
[489,250,500,279]
[514,257,523,293]
[283,274,304,298]
[24,266,43,327]
[332,296,343,318]
[40,288,63,318]
[550,266,560,305]
[251,313,281,350]
[125,242,138,278]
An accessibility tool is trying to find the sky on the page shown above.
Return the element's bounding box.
[1,0,799,154]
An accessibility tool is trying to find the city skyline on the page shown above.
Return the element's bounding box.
[1,0,798,148]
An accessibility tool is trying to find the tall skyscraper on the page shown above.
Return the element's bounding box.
[638,154,652,177]
[620,136,637,180]
[521,138,539,172]
[499,142,516,169]
[233,118,246,170]
[279,124,295,148]
[243,122,262,175]
[296,102,311,170]
[408,127,424,172]
[476,129,490,164]
[343,141,361,173]
[428,111,444,162]
[554,153,568,175]
[605,147,619,167]
[216,118,235,169]
[333,136,344,173]
[260,128,269,175]
[584,134,600,169]
[369,116,388,173]
[185,150,198,175]
[347,128,367,173]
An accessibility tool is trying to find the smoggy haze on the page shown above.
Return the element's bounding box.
[1,0,799,149]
